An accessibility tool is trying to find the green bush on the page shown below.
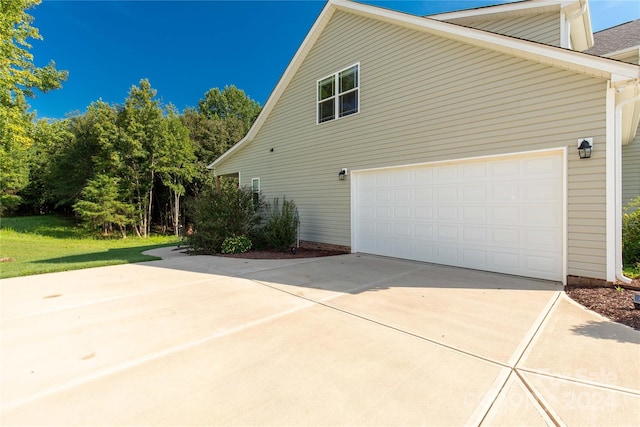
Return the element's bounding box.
[264,197,298,252]
[186,178,265,254]
[221,235,252,254]
[622,196,640,266]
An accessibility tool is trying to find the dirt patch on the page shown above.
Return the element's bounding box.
[566,279,640,331]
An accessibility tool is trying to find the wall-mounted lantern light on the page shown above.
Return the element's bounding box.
[577,138,593,159]
[338,168,348,181]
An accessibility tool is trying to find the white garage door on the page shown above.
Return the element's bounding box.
[353,151,564,281]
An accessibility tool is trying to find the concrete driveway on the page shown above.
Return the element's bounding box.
[2,249,639,426]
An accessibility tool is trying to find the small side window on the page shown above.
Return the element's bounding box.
[251,178,260,205]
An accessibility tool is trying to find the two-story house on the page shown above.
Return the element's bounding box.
[209,0,640,286]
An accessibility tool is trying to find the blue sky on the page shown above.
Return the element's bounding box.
[29,0,640,119]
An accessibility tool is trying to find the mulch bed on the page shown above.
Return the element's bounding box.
[217,247,348,260]
[218,248,640,331]
[565,280,640,331]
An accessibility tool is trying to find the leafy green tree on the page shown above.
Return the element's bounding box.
[73,174,134,238]
[197,85,261,134]
[21,118,73,213]
[118,79,165,237]
[182,86,260,199]
[180,107,244,196]
[47,101,119,209]
[0,0,67,213]
[157,106,197,236]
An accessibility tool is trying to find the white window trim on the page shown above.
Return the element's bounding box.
[251,177,260,193]
[316,62,360,125]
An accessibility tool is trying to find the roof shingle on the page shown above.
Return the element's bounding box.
[584,19,640,55]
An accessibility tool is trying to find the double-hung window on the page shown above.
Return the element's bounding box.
[317,63,359,124]
[251,178,260,205]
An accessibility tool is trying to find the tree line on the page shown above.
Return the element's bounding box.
[1,0,262,237]
[10,80,261,237]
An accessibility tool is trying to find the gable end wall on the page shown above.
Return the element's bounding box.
[216,11,610,280]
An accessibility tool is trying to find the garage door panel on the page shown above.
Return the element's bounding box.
[437,206,458,221]
[462,226,487,243]
[436,225,458,241]
[436,165,458,180]
[437,186,458,201]
[492,183,519,201]
[415,223,434,239]
[523,229,561,248]
[394,223,411,237]
[393,170,412,185]
[394,206,411,219]
[462,207,487,222]
[491,159,520,177]
[463,185,487,201]
[462,163,488,179]
[492,228,520,246]
[491,206,520,224]
[395,189,411,202]
[526,254,560,275]
[462,248,488,268]
[436,246,459,261]
[415,206,434,220]
[415,188,434,201]
[523,205,560,226]
[354,151,563,281]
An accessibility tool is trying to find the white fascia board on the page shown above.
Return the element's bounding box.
[211,0,639,169]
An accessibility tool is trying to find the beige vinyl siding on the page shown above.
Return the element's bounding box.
[608,49,640,65]
[216,11,609,280]
[443,12,561,47]
[623,130,640,210]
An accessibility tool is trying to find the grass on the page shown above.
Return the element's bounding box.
[0,215,180,279]
[623,263,640,279]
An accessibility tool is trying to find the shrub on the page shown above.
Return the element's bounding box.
[186,178,265,254]
[221,235,252,254]
[622,196,640,266]
[263,197,298,252]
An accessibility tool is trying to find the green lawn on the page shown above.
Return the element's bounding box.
[624,264,640,279]
[0,215,180,279]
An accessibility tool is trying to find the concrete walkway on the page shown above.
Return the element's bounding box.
[1,248,639,426]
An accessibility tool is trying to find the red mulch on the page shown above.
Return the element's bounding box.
[217,247,348,260]
[565,279,640,331]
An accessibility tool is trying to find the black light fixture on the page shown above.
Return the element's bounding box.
[577,138,593,159]
[338,168,347,181]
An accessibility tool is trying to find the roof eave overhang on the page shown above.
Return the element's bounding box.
[210,0,639,169]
